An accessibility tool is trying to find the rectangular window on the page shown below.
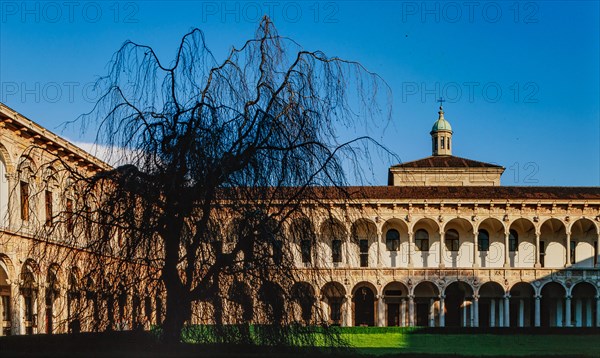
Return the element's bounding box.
[45,190,53,226]
[570,241,576,264]
[24,295,33,322]
[594,241,598,266]
[540,241,545,267]
[300,239,312,264]
[20,181,29,221]
[448,138,451,150]
[66,199,74,233]
[1,295,10,321]
[359,239,369,267]
[332,239,342,263]
[440,137,445,149]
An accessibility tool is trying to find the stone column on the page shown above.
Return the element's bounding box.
[565,295,572,327]
[401,299,407,327]
[473,231,479,268]
[343,294,352,327]
[345,232,351,268]
[504,294,510,327]
[535,231,541,268]
[408,295,415,327]
[534,295,541,327]
[439,295,445,327]
[407,231,414,268]
[504,232,510,268]
[565,232,571,267]
[439,231,445,269]
[377,295,385,327]
[377,230,383,268]
[473,294,479,327]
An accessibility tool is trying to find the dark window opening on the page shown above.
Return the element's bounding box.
[445,229,459,251]
[570,240,576,264]
[509,229,518,252]
[386,229,400,251]
[300,239,312,264]
[415,229,429,251]
[478,230,490,252]
[332,239,342,263]
[359,239,369,267]
[20,181,29,221]
[45,190,53,226]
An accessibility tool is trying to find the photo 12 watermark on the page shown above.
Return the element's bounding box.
[199,1,339,23]
[1,81,102,104]
[399,1,539,24]
[401,81,539,104]
[1,1,139,24]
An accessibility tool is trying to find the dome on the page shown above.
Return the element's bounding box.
[431,117,452,132]
[430,106,452,133]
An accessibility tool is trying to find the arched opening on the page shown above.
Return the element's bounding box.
[540,219,567,268]
[20,262,37,335]
[0,262,11,335]
[290,218,316,266]
[228,280,254,323]
[290,282,316,324]
[258,282,285,324]
[571,282,597,327]
[478,281,506,327]
[320,219,346,267]
[443,218,473,268]
[412,218,439,268]
[540,282,566,327]
[509,218,536,268]
[352,282,376,326]
[570,219,597,268]
[444,281,474,327]
[67,269,81,334]
[413,281,440,327]
[477,218,505,268]
[132,293,142,329]
[382,218,408,268]
[321,282,345,326]
[509,282,535,327]
[382,281,409,326]
[45,265,60,334]
[351,220,377,268]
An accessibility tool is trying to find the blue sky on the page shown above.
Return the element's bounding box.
[1,1,598,186]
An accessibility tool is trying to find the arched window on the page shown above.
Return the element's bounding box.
[332,239,342,263]
[478,230,490,251]
[509,229,518,252]
[386,229,400,251]
[300,239,312,264]
[415,229,429,251]
[445,229,459,251]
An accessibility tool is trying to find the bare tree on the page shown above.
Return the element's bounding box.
[28,17,391,344]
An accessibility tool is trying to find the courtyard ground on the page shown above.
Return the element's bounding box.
[0,327,599,357]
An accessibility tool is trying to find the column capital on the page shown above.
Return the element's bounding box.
[472,294,480,300]
[565,295,572,300]
[438,294,446,300]
[504,294,511,299]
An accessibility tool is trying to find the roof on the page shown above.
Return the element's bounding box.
[391,156,503,169]
[337,186,600,201]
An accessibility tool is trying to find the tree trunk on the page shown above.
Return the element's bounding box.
[162,286,191,345]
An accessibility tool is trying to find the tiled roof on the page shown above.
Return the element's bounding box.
[337,186,600,200]
[391,156,503,169]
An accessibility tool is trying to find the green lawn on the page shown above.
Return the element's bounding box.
[339,329,600,356]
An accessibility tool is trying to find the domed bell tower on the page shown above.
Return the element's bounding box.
[430,102,453,156]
